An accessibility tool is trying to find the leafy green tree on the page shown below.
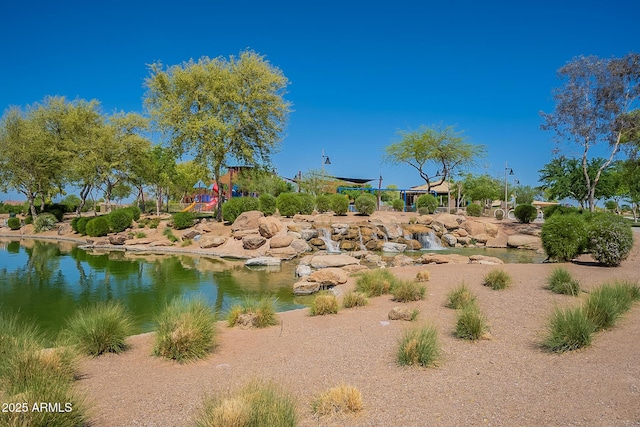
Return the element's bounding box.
[234,167,293,197]
[144,50,292,220]
[541,53,640,211]
[620,159,640,221]
[168,161,210,204]
[383,124,485,191]
[460,174,501,208]
[514,185,540,205]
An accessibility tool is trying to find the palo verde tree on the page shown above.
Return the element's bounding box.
[144,50,291,220]
[541,53,640,212]
[383,124,485,192]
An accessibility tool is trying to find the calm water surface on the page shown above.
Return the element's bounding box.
[0,238,303,344]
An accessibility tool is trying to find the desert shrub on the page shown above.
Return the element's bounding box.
[342,291,369,308]
[259,193,277,216]
[354,193,376,215]
[586,213,633,266]
[415,270,430,282]
[70,216,80,232]
[446,283,477,309]
[309,292,339,316]
[297,193,315,215]
[172,211,196,230]
[392,198,404,212]
[584,282,640,331]
[61,301,135,356]
[355,269,399,297]
[514,204,538,223]
[494,209,504,220]
[24,215,33,225]
[391,280,426,302]
[108,209,133,233]
[120,205,141,221]
[194,379,297,427]
[543,205,583,219]
[76,217,89,235]
[163,227,179,243]
[540,214,587,261]
[416,194,438,214]
[7,217,21,230]
[330,193,349,215]
[227,296,279,328]
[222,197,260,223]
[466,203,482,217]
[139,216,161,229]
[543,306,594,353]
[311,384,363,417]
[85,216,110,237]
[397,324,440,367]
[455,304,488,341]
[546,267,581,296]
[316,194,331,213]
[482,269,513,290]
[417,207,430,215]
[153,297,217,362]
[276,193,302,217]
[33,212,58,232]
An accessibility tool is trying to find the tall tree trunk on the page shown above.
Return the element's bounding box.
[76,183,92,217]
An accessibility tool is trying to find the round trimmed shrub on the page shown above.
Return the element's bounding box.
[514,204,537,223]
[222,197,259,223]
[392,199,404,212]
[541,214,587,261]
[33,213,58,232]
[258,193,276,216]
[330,193,349,215]
[121,206,141,221]
[172,211,196,230]
[85,216,110,237]
[7,217,21,230]
[466,203,482,217]
[355,193,376,215]
[276,193,301,217]
[316,195,331,213]
[586,213,633,266]
[76,217,89,235]
[297,193,315,215]
[108,209,133,233]
[416,194,438,214]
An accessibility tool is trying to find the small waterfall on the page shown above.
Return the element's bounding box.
[417,231,444,250]
[357,227,367,251]
[319,228,341,253]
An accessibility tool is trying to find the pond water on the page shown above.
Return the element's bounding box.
[0,238,303,344]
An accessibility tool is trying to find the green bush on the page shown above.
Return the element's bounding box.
[466,203,482,217]
[543,205,583,219]
[586,213,633,266]
[108,209,133,233]
[172,211,196,230]
[309,292,339,316]
[276,193,302,217]
[514,204,538,223]
[120,205,141,221]
[85,216,110,237]
[33,213,58,232]
[24,215,33,225]
[153,297,217,363]
[70,216,80,232]
[316,195,331,213]
[259,193,277,216]
[540,214,587,261]
[543,306,594,353]
[194,379,297,427]
[227,296,279,328]
[342,291,369,308]
[355,269,399,297]
[61,301,135,356]
[584,282,640,331]
[222,197,260,223]
[76,217,89,235]
[392,199,404,212]
[482,269,513,290]
[416,194,438,214]
[297,193,315,215]
[546,267,581,296]
[446,283,477,309]
[455,304,488,341]
[330,193,349,215]
[391,280,426,302]
[7,217,21,230]
[397,324,440,367]
[354,193,376,215]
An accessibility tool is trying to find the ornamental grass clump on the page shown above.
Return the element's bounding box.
[542,306,594,353]
[584,281,640,331]
[455,304,488,341]
[194,379,297,427]
[153,297,217,362]
[482,269,513,290]
[355,269,399,297]
[546,267,581,296]
[397,324,440,368]
[311,384,364,417]
[227,296,279,329]
[342,291,369,308]
[309,292,339,316]
[446,283,477,309]
[62,301,135,356]
[33,212,58,232]
[391,280,426,302]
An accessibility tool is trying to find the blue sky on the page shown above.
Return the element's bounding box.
[1,0,639,201]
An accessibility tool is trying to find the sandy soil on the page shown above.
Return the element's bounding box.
[74,230,640,427]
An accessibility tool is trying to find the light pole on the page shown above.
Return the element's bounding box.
[321,149,331,193]
[504,162,514,211]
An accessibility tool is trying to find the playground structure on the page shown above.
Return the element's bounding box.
[181,181,221,212]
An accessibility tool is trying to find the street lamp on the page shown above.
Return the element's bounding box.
[322,149,331,193]
[504,162,514,211]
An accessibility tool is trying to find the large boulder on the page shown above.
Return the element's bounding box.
[231,211,264,232]
[290,238,312,254]
[469,254,504,265]
[109,235,127,245]
[507,234,541,250]
[419,253,470,264]
[309,254,360,268]
[382,242,407,253]
[442,234,457,246]
[270,235,293,249]
[308,268,348,287]
[245,256,281,266]
[377,223,404,240]
[293,280,321,295]
[390,255,416,267]
[258,217,283,238]
[199,235,227,248]
[242,235,267,250]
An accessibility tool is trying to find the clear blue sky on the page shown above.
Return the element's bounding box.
[1,0,638,200]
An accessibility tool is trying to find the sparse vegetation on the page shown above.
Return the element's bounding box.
[355,269,399,297]
[446,283,477,309]
[482,269,513,290]
[227,296,279,328]
[455,304,488,341]
[397,324,440,368]
[342,291,369,308]
[309,292,339,316]
[311,384,364,417]
[546,267,581,296]
[391,280,426,302]
[163,227,179,243]
[583,281,640,331]
[543,306,594,353]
